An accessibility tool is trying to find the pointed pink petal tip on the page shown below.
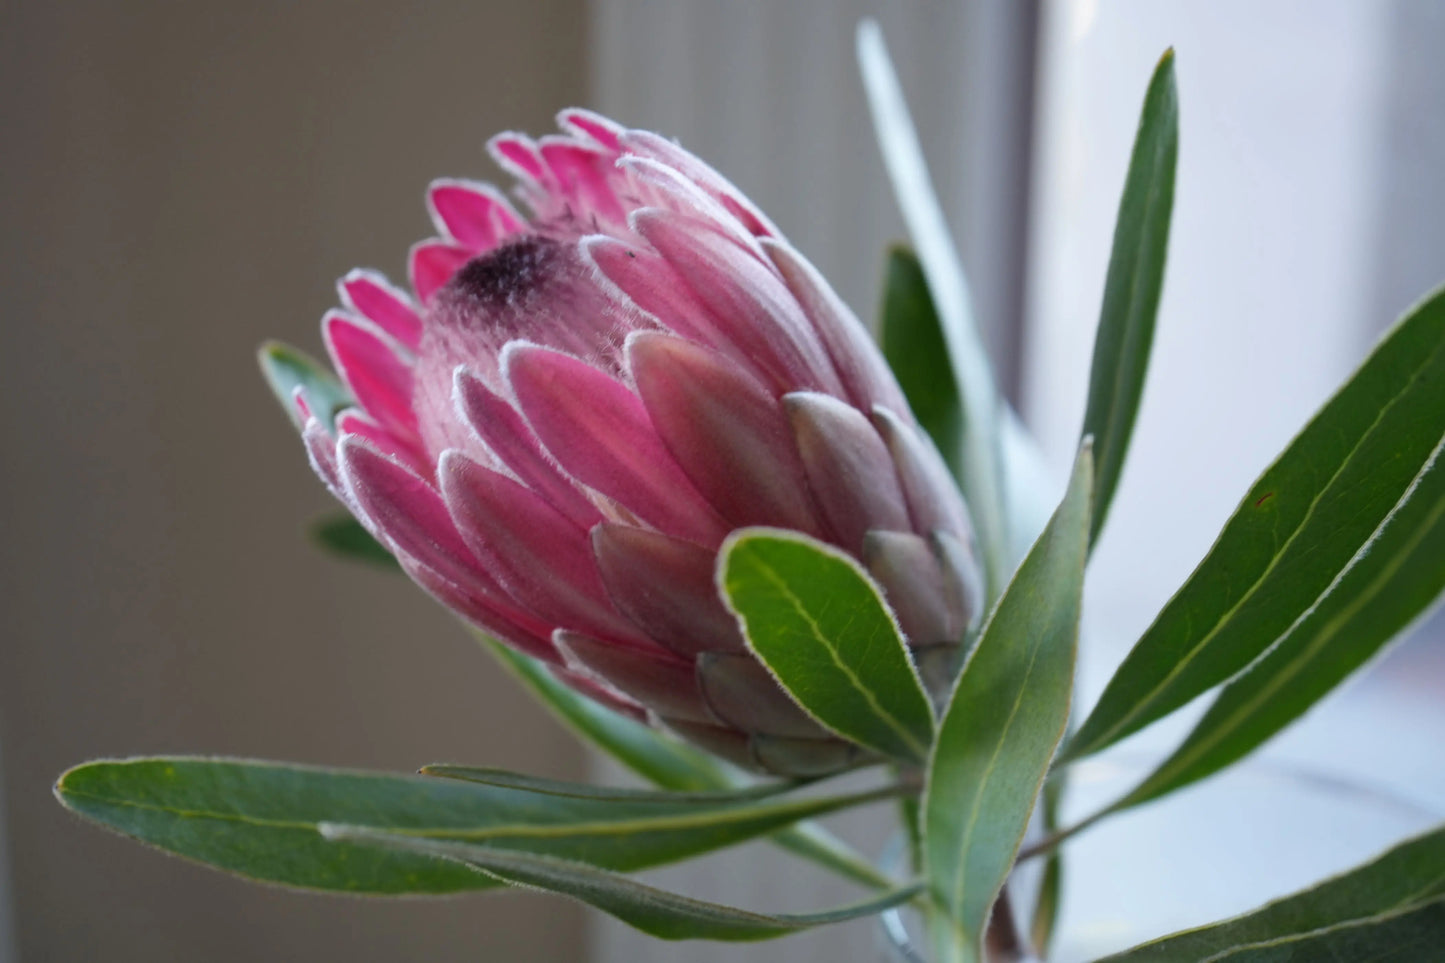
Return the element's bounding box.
[426,178,524,251]
[409,239,474,305]
[557,108,625,149]
[322,310,418,439]
[338,268,422,350]
[487,132,547,185]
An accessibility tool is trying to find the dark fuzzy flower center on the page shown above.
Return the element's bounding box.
[449,235,562,311]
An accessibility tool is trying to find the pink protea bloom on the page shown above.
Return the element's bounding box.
[266,110,982,777]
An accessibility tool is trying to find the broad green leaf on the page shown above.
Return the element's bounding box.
[719,529,935,764]
[880,245,964,479]
[323,825,923,942]
[1064,287,1445,761]
[923,442,1092,963]
[257,340,350,430]
[1082,50,1178,545]
[55,757,900,894]
[1099,825,1445,961]
[1114,432,1445,811]
[310,513,399,569]
[482,637,895,890]
[857,20,1008,599]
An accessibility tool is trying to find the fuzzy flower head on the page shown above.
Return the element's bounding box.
[266,110,981,777]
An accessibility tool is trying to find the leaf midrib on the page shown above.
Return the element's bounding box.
[947,633,1045,917]
[61,785,895,841]
[748,553,929,759]
[1134,440,1445,796]
[1195,892,1445,963]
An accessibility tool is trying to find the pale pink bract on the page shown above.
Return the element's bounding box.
[274,109,981,777]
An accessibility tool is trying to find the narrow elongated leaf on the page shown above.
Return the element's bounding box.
[1199,899,1445,963]
[55,757,899,894]
[857,20,1008,598]
[923,442,1092,962]
[1065,287,1445,761]
[1099,825,1445,961]
[880,245,964,478]
[1029,773,1067,955]
[1082,50,1177,545]
[1115,432,1445,810]
[258,340,351,429]
[310,513,399,569]
[719,529,936,764]
[482,637,895,890]
[323,825,922,942]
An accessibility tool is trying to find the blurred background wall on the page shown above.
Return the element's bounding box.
[0,3,591,960]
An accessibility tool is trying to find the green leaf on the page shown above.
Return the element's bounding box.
[1113,432,1445,811]
[482,636,896,890]
[323,825,923,942]
[1098,825,1445,961]
[1064,286,1445,761]
[257,340,351,430]
[1030,849,1063,956]
[719,528,936,764]
[857,20,1008,600]
[1081,50,1178,545]
[309,513,399,569]
[880,245,965,479]
[55,757,901,895]
[1190,898,1445,963]
[923,442,1092,962]
[55,757,492,895]
[1196,897,1445,963]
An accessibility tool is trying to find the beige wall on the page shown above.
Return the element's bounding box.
[0,3,589,960]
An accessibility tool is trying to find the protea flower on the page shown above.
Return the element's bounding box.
[266,109,982,777]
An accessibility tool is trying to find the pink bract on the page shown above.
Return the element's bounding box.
[274,109,981,777]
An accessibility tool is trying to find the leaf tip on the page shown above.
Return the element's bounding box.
[855,17,882,49]
[52,764,81,802]
[714,525,801,606]
[256,338,289,366]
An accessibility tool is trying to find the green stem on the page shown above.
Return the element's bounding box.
[1014,805,1111,863]
[774,821,899,891]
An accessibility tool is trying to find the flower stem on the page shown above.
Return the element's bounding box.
[773,820,899,890]
[1014,805,1110,863]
